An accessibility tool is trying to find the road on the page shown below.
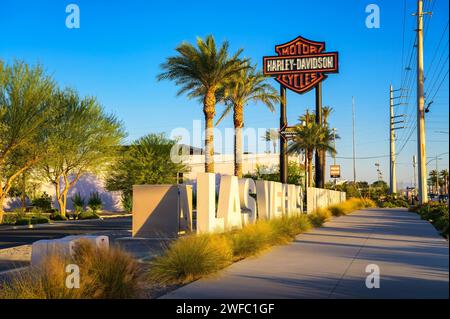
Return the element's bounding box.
[0,217,131,272]
[162,208,449,299]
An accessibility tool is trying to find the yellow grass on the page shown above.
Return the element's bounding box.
[0,240,143,299]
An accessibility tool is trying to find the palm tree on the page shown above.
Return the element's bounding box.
[297,110,314,184]
[322,106,334,124]
[319,106,334,186]
[215,66,279,177]
[157,35,248,173]
[440,169,449,194]
[428,170,440,194]
[288,118,337,187]
[264,129,279,154]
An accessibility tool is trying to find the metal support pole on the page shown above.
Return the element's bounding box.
[315,82,323,188]
[280,85,288,184]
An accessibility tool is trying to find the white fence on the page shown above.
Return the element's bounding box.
[306,187,346,213]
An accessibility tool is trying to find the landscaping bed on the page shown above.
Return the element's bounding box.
[410,202,449,238]
[0,198,375,299]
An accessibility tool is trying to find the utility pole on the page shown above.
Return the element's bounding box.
[415,0,430,204]
[352,96,356,184]
[389,85,397,194]
[413,155,417,194]
[390,85,407,194]
[435,154,439,195]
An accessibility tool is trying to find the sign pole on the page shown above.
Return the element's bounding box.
[315,82,323,188]
[280,85,288,184]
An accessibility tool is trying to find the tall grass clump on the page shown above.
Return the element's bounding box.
[149,234,233,284]
[0,240,143,299]
[226,221,274,260]
[308,208,332,227]
[329,198,376,217]
[269,214,312,244]
[72,240,143,298]
[0,253,82,299]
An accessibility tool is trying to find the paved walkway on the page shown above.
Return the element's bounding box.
[162,208,449,299]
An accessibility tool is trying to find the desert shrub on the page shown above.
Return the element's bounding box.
[226,221,274,259]
[328,204,347,216]
[87,192,102,213]
[49,213,68,221]
[14,218,31,226]
[31,192,52,211]
[0,253,82,299]
[14,209,49,226]
[71,193,85,213]
[417,203,449,237]
[78,209,100,220]
[308,208,331,227]
[1,213,17,225]
[121,193,132,213]
[377,194,409,208]
[269,214,312,244]
[0,241,143,299]
[149,234,233,284]
[72,240,143,298]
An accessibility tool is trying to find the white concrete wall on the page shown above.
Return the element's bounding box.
[306,187,346,213]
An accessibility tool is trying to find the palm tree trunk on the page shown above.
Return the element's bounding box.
[304,150,308,188]
[203,90,216,173]
[308,151,314,187]
[315,149,323,188]
[234,104,244,178]
[320,149,326,187]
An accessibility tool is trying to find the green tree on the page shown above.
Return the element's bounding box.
[288,117,337,187]
[40,89,125,217]
[428,170,440,194]
[157,35,248,173]
[243,161,305,186]
[440,169,449,194]
[106,133,189,212]
[215,66,279,177]
[0,61,55,222]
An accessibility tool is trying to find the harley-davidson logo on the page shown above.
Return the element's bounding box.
[263,36,339,94]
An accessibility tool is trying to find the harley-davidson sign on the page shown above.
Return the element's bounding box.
[263,36,339,94]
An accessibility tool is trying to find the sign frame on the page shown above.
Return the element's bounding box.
[263,35,339,94]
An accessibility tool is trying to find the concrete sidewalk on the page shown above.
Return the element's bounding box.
[162,208,449,299]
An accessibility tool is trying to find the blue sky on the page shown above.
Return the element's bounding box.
[0,0,448,186]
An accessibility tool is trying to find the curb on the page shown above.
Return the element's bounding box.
[0,215,132,231]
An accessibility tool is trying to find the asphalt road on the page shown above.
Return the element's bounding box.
[0,217,132,250]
